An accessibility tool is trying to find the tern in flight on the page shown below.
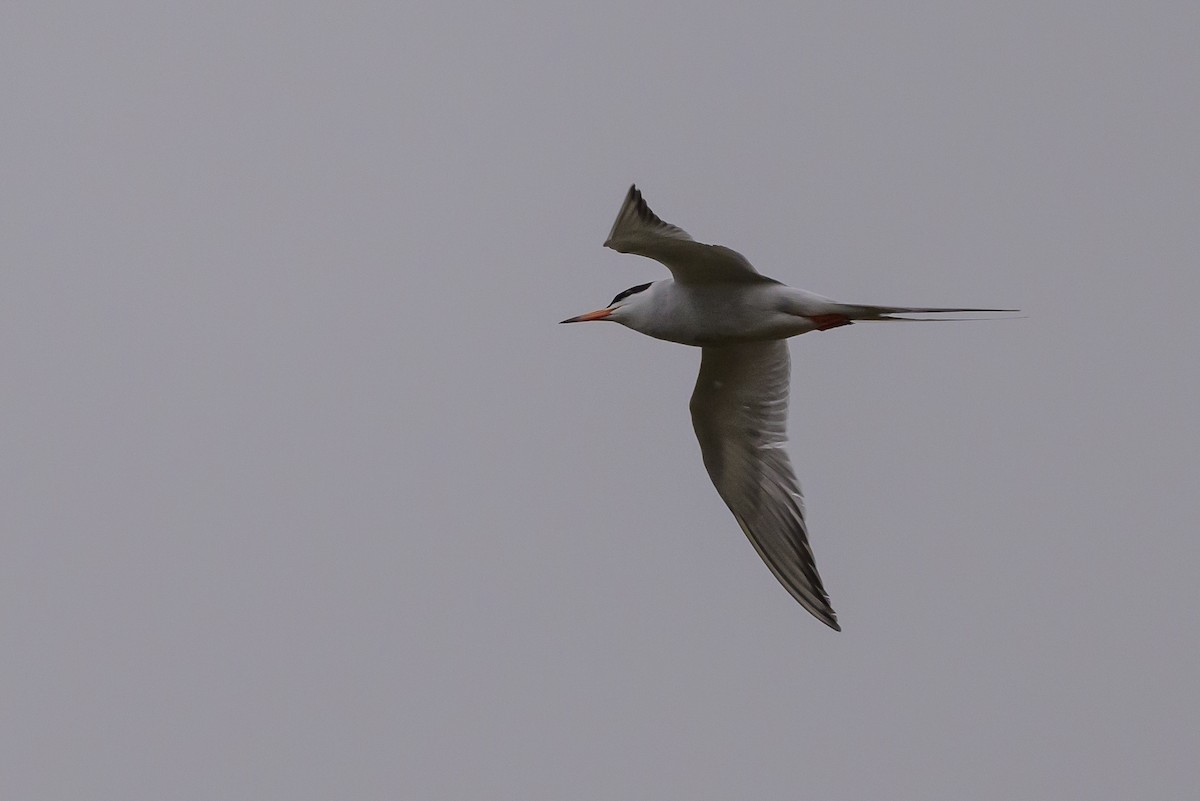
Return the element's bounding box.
[561,185,1014,630]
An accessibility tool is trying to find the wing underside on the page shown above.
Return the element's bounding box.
[689,341,840,630]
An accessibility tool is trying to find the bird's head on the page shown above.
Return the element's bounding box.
[559,281,655,326]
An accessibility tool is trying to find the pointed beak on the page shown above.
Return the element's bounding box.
[559,307,613,324]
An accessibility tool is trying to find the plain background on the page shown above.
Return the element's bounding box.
[3,2,1198,799]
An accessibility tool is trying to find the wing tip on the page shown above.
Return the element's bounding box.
[800,595,841,631]
[620,183,657,222]
[606,183,651,247]
[788,588,841,631]
[730,512,842,632]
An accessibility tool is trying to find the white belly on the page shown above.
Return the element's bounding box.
[627,281,822,346]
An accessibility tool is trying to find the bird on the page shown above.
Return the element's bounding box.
[561,185,1015,631]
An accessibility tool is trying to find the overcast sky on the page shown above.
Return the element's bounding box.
[3,2,1198,799]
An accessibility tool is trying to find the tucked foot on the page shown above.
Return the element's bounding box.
[808,313,852,331]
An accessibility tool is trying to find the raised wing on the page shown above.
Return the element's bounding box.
[604,185,769,284]
[689,341,840,630]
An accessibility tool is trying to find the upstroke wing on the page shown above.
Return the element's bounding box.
[604,185,770,284]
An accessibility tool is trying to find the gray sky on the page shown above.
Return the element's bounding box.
[3,2,1198,799]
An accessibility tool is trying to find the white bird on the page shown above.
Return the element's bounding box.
[562,185,1014,631]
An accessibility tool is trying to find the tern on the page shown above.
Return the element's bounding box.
[561,185,1014,631]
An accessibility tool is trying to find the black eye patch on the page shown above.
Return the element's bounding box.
[609,282,652,306]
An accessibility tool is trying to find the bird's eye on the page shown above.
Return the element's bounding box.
[609,282,652,306]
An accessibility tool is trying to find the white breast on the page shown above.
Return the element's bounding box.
[622,281,820,346]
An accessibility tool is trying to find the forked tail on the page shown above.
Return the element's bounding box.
[802,303,1020,331]
[844,303,1020,322]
